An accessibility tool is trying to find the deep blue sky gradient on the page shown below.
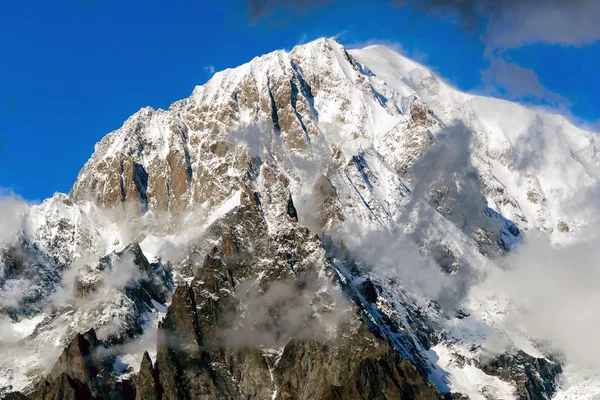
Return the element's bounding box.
[1,0,597,200]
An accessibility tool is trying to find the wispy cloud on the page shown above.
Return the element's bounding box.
[485,231,600,369]
[0,190,29,246]
[204,65,216,76]
[479,57,570,108]
[345,38,431,65]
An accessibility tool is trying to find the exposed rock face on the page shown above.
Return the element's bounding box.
[480,351,562,400]
[1,392,30,400]
[134,352,158,400]
[152,283,220,400]
[0,233,67,319]
[274,337,440,400]
[46,329,103,389]
[31,373,93,400]
[69,110,192,214]
[130,216,442,400]
[3,38,597,399]
[37,328,133,399]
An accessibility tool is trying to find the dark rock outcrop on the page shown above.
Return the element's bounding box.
[39,328,135,400]
[46,329,103,391]
[135,352,158,400]
[275,336,440,400]
[480,350,562,400]
[0,233,68,319]
[1,392,30,400]
[31,373,93,400]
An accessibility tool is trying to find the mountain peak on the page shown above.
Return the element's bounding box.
[3,36,600,399]
[70,38,599,244]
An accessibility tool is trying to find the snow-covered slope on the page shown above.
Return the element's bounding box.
[351,44,600,240]
[1,38,599,399]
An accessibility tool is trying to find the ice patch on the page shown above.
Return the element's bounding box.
[11,314,46,339]
[205,189,242,227]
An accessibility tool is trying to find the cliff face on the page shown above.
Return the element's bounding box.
[3,38,597,399]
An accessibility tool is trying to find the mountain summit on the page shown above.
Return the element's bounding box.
[1,38,599,400]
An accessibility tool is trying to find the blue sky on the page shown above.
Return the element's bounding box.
[1,0,598,201]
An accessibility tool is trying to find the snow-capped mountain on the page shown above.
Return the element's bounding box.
[2,38,599,400]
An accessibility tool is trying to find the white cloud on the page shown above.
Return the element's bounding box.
[0,190,29,246]
[480,57,570,107]
[204,65,216,75]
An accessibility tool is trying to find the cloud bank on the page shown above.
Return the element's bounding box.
[487,232,600,368]
[246,0,600,49]
[480,57,570,106]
